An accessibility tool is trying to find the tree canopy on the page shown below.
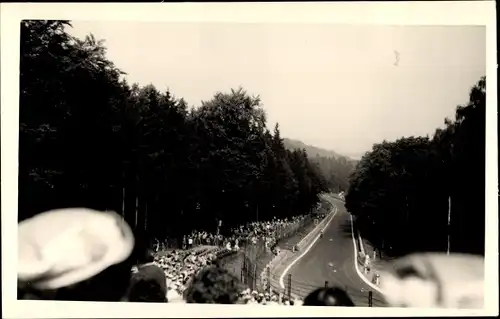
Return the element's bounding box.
[19,20,329,242]
[345,76,486,256]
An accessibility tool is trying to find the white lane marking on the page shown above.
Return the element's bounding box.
[279,204,338,289]
[358,229,366,256]
[349,214,385,294]
[296,201,331,248]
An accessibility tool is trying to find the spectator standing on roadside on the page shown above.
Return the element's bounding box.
[153,238,159,252]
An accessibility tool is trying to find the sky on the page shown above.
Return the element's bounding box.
[68,22,485,159]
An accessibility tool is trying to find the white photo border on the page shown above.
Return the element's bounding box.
[1,2,497,318]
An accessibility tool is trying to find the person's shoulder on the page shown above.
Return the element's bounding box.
[130,270,148,286]
[140,264,165,277]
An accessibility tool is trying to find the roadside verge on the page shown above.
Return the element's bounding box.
[349,215,385,294]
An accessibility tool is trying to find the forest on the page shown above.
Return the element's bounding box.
[346,75,486,256]
[19,20,350,242]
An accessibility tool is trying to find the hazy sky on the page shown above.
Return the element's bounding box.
[68,22,485,159]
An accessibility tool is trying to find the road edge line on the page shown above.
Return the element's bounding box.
[358,230,366,256]
[349,214,385,294]
[278,204,338,289]
[296,201,333,250]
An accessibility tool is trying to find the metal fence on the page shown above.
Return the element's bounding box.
[238,214,319,291]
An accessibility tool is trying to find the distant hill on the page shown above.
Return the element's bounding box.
[283,138,342,160]
[282,138,358,192]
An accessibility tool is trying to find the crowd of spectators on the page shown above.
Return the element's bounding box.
[17,207,485,309]
[147,213,327,303]
[160,213,324,254]
[149,248,309,305]
[151,248,220,301]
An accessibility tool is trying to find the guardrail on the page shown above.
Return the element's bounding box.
[296,207,335,252]
[262,206,335,294]
[228,200,334,291]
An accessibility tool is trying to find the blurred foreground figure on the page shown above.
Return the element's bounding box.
[380,253,484,309]
[184,265,243,304]
[126,244,167,303]
[18,208,135,301]
[303,287,355,306]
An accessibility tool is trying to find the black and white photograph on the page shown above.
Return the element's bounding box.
[1,2,497,318]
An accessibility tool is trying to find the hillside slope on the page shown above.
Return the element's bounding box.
[282,138,358,192]
[283,138,341,159]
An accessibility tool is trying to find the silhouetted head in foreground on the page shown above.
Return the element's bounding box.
[184,265,243,304]
[17,208,135,302]
[127,277,167,303]
[303,287,355,306]
[125,236,167,303]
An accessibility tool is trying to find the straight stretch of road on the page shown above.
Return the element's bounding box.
[286,195,387,307]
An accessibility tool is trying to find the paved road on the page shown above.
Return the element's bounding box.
[286,195,387,307]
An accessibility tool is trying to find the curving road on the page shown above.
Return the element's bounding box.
[285,195,387,307]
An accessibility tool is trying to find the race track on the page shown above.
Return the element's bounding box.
[285,195,387,307]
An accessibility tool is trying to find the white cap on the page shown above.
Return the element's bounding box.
[18,208,134,290]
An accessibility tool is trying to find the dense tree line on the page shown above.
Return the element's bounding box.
[282,138,358,193]
[310,155,357,193]
[346,76,486,256]
[19,20,329,242]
